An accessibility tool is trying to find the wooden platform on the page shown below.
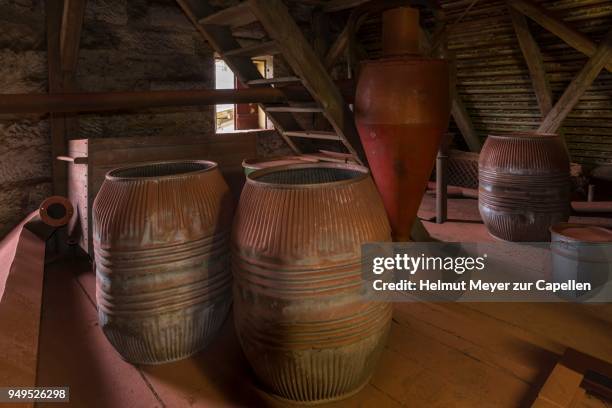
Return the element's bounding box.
[35,196,611,407]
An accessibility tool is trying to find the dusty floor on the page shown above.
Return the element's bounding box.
[35,196,611,407]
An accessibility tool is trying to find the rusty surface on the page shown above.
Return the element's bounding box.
[232,163,392,403]
[93,160,233,364]
[382,6,420,57]
[479,132,571,241]
[355,6,451,241]
[39,195,73,228]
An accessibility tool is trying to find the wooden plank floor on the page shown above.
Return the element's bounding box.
[35,196,611,407]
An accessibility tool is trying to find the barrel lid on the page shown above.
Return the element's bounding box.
[550,223,612,243]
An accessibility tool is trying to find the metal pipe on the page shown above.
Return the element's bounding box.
[0,88,290,114]
[0,81,357,115]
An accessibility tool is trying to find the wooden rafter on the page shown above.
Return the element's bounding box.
[538,28,612,134]
[451,96,481,152]
[420,28,481,152]
[508,0,612,74]
[508,6,552,117]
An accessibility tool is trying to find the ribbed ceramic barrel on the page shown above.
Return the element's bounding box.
[232,163,392,403]
[479,133,570,241]
[93,161,233,364]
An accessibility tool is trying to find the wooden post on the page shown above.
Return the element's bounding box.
[508,7,553,117]
[436,134,452,224]
[46,0,67,197]
[538,29,612,134]
[45,0,87,197]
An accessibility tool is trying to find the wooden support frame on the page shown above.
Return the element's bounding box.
[538,29,612,134]
[508,6,553,117]
[46,0,87,196]
[248,0,365,162]
[46,0,68,196]
[508,0,612,74]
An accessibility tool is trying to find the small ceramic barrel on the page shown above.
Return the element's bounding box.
[479,132,570,241]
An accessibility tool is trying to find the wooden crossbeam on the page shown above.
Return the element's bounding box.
[538,29,612,134]
[508,7,552,117]
[508,0,612,74]
[451,95,481,152]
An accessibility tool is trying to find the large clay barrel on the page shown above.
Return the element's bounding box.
[479,132,570,241]
[232,163,392,403]
[93,160,233,364]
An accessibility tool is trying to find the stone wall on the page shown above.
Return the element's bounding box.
[76,0,216,140]
[0,0,219,239]
[0,0,50,239]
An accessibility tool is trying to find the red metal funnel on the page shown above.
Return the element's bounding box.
[355,7,451,241]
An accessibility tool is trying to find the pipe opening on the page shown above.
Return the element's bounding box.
[46,202,67,220]
[108,161,216,180]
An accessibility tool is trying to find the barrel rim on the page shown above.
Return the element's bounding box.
[550,222,612,243]
[106,160,218,182]
[487,131,559,140]
[247,162,370,189]
[241,155,315,170]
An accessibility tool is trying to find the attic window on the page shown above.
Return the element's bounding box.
[215,58,272,133]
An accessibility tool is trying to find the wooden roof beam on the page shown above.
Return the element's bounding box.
[508,6,552,117]
[538,29,612,134]
[508,0,612,74]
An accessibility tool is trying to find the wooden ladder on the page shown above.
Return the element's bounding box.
[175,0,365,165]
